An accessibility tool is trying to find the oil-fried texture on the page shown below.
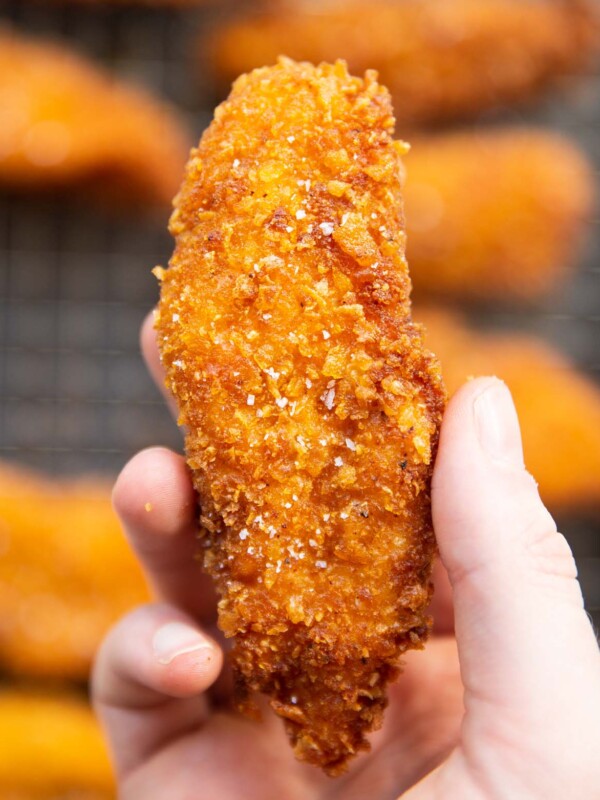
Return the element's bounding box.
[406,130,595,304]
[0,463,148,679]
[208,0,600,128]
[420,309,600,514]
[0,691,113,799]
[156,58,445,774]
[0,27,188,207]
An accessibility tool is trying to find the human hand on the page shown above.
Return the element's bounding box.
[92,320,600,799]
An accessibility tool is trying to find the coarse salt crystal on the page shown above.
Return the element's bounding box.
[173,360,184,368]
[340,512,349,520]
[322,513,330,522]
[276,397,288,408]
[305,378,312,389]
[239,529,249,540]
[247,394,255,406]
[345,438,356,451]
[284,502,292,509]
[334,457,343,467]
[322,330,331,340]
[233,159,240,168]
[286,226,294,233]
[296,209,306,220]
[321,389,335,410]
[172,313,180,322]
[309,539,318,547]
[316,560,327,569]
[287,135,295,143]
[319,221,334,236]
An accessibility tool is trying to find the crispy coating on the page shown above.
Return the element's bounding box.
[156,58,445,774]
[420,309,600,514]
[0,691,113,799]
[405,129,596,304]
[208,0,600,128]
[0,27,188,207]
[0,463,148,679]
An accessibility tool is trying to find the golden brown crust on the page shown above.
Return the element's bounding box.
[157,58,444,774]
[419,308,600,514]
[405,129,595,304]
[208,0,600,128]
[0,463,148,679]
[0,27,188,207]
[0,691,113,797]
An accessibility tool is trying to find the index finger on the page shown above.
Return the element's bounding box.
[112,446,217,625]
[141,310,177,417]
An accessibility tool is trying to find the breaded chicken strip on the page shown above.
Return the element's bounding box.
[0,463,148,679]
[0,27,188,207]
[156,58,444,774]
[0,691,113,799]
[420,309,600,514]
[405,130,595,304]
[208,0,599,128]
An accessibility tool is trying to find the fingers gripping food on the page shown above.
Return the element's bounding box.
[420,309,600,515]
[156,59,445,774]
[0,463,148,679]
[0,692,113,799]
[0,27,188,207]
[405,130,595,304]
[209,0,600,128]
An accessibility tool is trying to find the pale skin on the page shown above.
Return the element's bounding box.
[93,315,600,800]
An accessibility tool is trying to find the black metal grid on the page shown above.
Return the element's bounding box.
[0,2,598,614]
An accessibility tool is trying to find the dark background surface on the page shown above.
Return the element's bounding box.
[0,1,598,622]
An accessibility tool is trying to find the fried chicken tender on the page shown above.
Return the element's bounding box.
[0,691,113,799]
[208,0,600,128]
[0,463,148,679]
[405,129,596,304]
[156,58,445,774]
[0,27,188,207]
[419,309,600,514]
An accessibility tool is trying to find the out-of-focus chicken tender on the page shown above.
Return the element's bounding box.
[405,130,595,304]
[208,0,599,128]
[0,691,113,799]
[0,463,148,679]
[156,58,445,774]
[0,27,188,207]
[420,309,600,514]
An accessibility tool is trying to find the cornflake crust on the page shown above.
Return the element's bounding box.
[156,58,445,775]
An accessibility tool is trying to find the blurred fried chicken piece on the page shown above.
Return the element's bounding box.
[208,0,599,128]
[0,463,148,679]
[0,691,113,799]
[156,58,444,774]
[405,129,595,304]
[0,27,188,207]
[420,309,600,514]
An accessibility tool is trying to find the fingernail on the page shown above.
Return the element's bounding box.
[152,621,211,666]
[474,379,524,467]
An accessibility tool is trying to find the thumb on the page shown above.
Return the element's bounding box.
[432,378,600,756]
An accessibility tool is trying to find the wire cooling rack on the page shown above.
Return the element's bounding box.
[0,2,598,616]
